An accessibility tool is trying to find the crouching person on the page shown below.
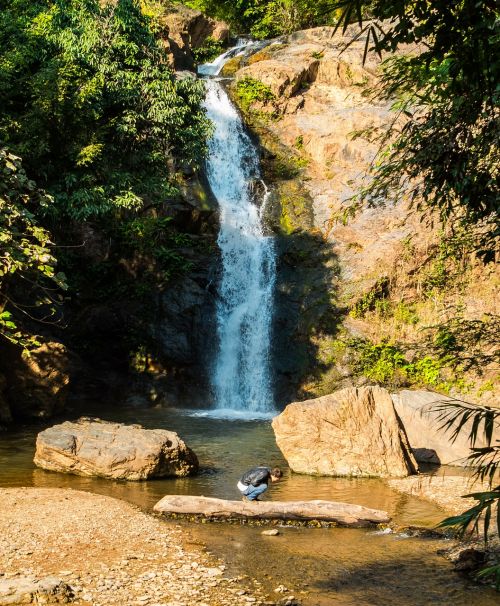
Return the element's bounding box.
[237,466,282,501]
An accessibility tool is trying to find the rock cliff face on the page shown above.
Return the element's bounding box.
[0,342,69,425]
[229,26,498,405]
[157,3,229,70]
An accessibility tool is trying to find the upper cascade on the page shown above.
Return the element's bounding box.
[201,47,276,416]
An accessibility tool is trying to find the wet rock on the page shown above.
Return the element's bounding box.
[454,548,487,573]
[388,475,492,515]
[34,418,199,480]
[272,386,417,477]
[261,529,280,536]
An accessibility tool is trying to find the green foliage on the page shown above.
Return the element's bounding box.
[350,277,389,317]
[235,76,275,111]
[331,1,499,252]
[392,301,419,326]
[294,135,304,150]
[0,149,66,348]
[119,215,194,281]
[425,313,500,374]
[184,0,339,38]
[350,339,408,384]
[0,1,215,356]
[347,337,470,391]
[435,402,500,586]
[0,0,211,222]
[192,37,225,63]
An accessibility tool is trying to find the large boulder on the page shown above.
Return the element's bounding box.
[272,386,417,478]
[391,390,495,466]
[34,418,198,480]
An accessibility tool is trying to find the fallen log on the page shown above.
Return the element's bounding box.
[153,495,390,526]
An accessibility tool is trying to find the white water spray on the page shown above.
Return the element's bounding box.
[202,52,276,415]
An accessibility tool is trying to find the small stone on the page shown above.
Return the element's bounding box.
[205,567,223,577]
[261,529,280,536]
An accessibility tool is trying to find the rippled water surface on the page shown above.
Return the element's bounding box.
[0,402,497,605]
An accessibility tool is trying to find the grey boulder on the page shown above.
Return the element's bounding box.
[34,418,198,480]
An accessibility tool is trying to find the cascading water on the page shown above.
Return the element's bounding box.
[201,49,276,416]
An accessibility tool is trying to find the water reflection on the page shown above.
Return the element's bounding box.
[1,402,498,605]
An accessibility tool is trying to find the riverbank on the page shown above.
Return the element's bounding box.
[388,475,491,516]
[0,488,273,606]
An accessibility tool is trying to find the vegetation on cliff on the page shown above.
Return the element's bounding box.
[183,0,339,38]
[332,0,498,251]
[0,150,66,348]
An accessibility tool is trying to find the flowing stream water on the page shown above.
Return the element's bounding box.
[0,47,498,606]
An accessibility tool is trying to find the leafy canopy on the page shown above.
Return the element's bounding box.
[183,0,339,38]
[330,1,499,249]
[0,0,212,221]
[0,149,66,347]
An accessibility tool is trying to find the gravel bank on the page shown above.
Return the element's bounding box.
[0,488,279,606]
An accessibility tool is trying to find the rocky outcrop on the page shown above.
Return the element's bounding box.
[161,4,229,70]
[0,341,69,423]
[391,390,495,466]
[232,28,402,275]
[388,475,492,515]
[34,418,199,480]
[272,386,417,477]
[235,52,320,98]
[230,26,498,404]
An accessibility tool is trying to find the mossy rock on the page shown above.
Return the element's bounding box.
[276,181,314,235]
[220,55,244,77]
[247,49,273,65]
[247,43,286,65]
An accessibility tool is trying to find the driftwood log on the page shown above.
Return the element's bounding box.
[153,496,390,526]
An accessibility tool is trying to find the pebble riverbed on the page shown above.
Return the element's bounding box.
[0,488,298,606]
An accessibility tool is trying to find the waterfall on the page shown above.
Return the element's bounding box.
[202,54,276,417]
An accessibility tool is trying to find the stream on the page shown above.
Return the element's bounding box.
[1,403,498,605]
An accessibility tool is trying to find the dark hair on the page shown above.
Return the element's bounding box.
[271,467,282,478]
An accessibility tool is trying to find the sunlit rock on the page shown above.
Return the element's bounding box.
[34,418,198,480]
[272,386,417,477]
[0,576,72,605]
[391,390,493,466]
